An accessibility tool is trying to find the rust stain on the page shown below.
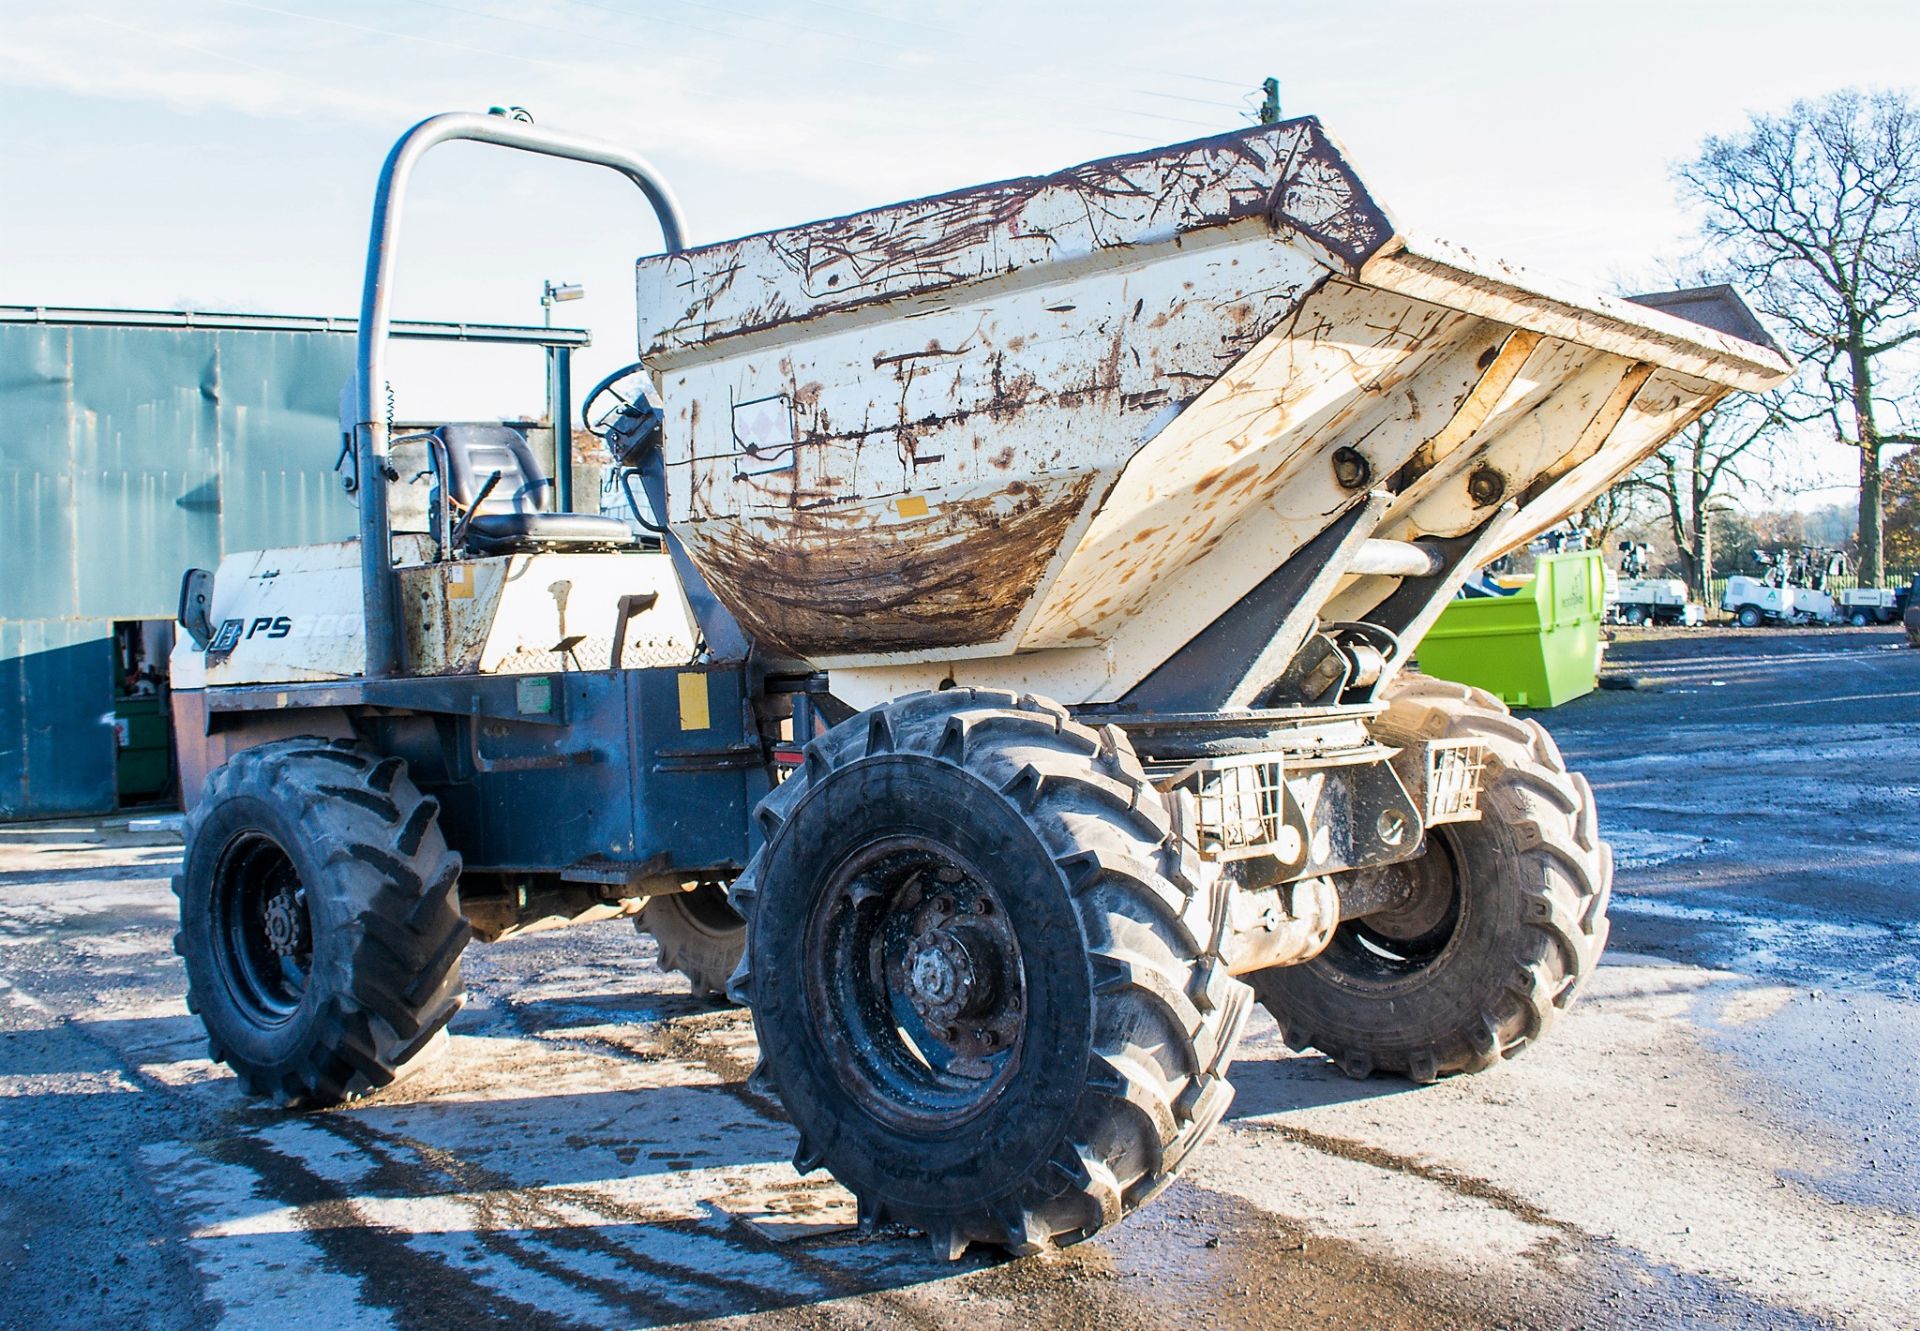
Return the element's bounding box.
[641,119,1393,358]
[691,474,1103,657]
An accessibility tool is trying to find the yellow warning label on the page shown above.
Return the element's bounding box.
[677,672,711,731]
[447,564,474,600]
[894,494,929,519]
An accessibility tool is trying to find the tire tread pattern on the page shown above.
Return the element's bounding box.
[1254,673,1611,1083]
[173,738,468,1109]
[727,689,1252,1259]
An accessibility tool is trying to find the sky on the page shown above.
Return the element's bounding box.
[4,0,1917,503]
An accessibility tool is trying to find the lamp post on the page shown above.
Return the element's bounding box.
[541,280,584,508]
[541,279,584,327]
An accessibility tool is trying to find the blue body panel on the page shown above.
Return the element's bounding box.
[407,666,765,877]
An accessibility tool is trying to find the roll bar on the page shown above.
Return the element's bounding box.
[349,111,687,678]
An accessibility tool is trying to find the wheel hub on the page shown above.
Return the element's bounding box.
[212,832,312,1025]
[262,889,308,958]
[1363,860,1454,942]
[811,838,1030,1129]
[904,924,1002,1027]
[1340,832,1464,971]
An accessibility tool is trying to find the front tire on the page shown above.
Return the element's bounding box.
[732,690,1251,1259]
[175,739,469,1107]
[1736,604,1764,628]
[1248,675,1611,1083]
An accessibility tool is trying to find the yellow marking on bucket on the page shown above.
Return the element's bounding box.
[678,672,711,731]
[893,495,929,519]
[448,564,474,600]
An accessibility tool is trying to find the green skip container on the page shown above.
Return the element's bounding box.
[1413,549,1606,709]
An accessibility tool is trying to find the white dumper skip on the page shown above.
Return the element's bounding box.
[168,112,1795,1262]
[638,118,1791,708]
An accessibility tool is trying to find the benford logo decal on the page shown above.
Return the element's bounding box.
[206,614,357,664]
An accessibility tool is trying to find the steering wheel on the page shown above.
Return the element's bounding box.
[582,361,669,534]
[582,361,658,450]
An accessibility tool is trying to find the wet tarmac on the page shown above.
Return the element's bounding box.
[1,626,1915,1329]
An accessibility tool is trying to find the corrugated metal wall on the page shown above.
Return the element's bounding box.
[1,322,357,819]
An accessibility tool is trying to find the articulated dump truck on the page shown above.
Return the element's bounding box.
[168,112,1792,1259]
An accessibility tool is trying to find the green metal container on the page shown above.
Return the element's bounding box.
[1414,549,1606,709]
[113,693,172,802]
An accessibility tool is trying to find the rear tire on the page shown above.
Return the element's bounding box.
[1850,611,1870,627]
[1736,605,1764,628]
[636,885,744,1000]
[1248,675,1611,1082]
[175,739,469,1108]
[732,690,1251,1259]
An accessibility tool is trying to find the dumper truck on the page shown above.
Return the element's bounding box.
[168,110,1794,1259]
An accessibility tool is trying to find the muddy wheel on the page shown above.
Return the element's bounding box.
[731,690,1251,1259]
[1249,674,1611,1083]
[174,739,469,1108]
[636,885,744,1000]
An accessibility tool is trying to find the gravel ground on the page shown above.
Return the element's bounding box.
[1,626,1916,1330]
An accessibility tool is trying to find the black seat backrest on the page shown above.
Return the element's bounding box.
[436,424,550,517]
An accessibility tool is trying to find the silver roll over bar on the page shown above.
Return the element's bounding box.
[348,111,687,679]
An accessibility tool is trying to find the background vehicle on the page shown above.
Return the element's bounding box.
[1722,547,1845,626]
[168,110,1793,1259]
[1607,541,1704,626]
[1835,584,1905,626]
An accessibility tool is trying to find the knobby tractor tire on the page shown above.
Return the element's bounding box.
[1249,674,1612,1084]
[729,690,1253,1260]
[635,885,744,1000]
[174,738,469,1108]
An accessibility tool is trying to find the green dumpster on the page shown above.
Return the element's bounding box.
[1413,549,1606,708]
[112,693,173,802]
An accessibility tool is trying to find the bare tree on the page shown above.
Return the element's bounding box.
[1678,89,1920,586]
[1577,483,1635,553]
[1613,395,1787,601]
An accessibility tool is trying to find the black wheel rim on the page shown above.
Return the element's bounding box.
[1325,833,1464,981]
[211,832,312,1025]
[805,836,1028,1134]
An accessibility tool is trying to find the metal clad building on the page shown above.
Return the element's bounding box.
[0,307,585,819]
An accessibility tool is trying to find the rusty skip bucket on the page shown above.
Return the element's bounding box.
[635,117,1791,708]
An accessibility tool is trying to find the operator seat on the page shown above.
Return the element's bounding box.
[435,423,633,555]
